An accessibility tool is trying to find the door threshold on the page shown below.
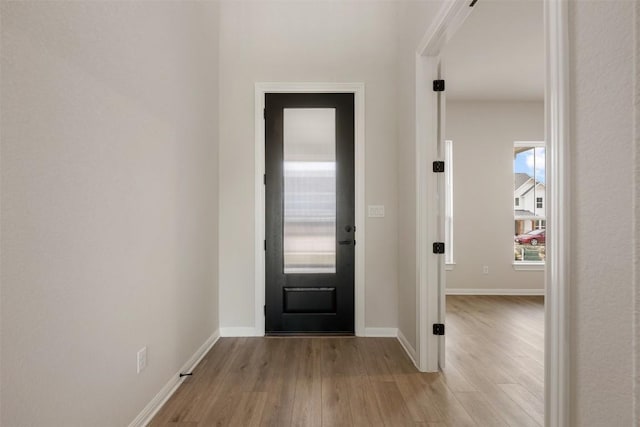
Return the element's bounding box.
[265,332,355,337]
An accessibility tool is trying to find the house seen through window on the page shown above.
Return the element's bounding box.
[514,141,545,263]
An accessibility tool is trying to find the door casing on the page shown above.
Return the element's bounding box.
[254,82,366,337]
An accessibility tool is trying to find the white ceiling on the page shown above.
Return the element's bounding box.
[443,0,544,101]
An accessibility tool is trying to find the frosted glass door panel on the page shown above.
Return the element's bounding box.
[283,108,336,274]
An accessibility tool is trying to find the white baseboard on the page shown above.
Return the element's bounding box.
[364,327,398,337]
[446,288,545,296]
[396,329,419,369]
[128,330,220,427]
[219,327,262,337]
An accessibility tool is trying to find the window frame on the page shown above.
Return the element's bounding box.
[513,140,546,269]
[445,140,454,267]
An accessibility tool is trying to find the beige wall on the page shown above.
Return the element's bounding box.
[445,101,545,292]
[569,0,636,424]
[0,2,220,425]
[218,0,417,331]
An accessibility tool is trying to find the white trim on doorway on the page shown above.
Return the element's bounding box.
[254,82,366,337]
[544,0,570,425]
[415,0,475,375]
[414,1,570,426]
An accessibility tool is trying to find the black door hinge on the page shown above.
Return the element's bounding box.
[433,242,445,254]
[433,161,445,173]
[433,323,445,335]
[263,108,266,120]
[433,80,445,92]
[264,240,266,251]
[264,305,266,316]
[263,174,266,185]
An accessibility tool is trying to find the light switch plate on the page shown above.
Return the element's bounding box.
[368,205,385,218]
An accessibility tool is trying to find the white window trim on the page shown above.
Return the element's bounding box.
[513,262,545,271]
[444,140,454,265]
[514,140,546,266]
[514,140,545,148]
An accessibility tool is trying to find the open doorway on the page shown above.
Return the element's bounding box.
[440,1,546,424]
[415,0,570,425]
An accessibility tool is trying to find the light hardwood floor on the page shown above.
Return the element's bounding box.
[150,296,544,426]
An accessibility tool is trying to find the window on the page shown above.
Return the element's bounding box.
[283,108,336,274]
[514,141,545,264]
[445,140,454,265]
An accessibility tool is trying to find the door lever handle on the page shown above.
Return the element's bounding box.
[338,240,353,245]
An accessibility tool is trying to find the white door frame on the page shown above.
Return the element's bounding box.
[415,0,475,375]
[254,82,366,337]
[414,1,570,427]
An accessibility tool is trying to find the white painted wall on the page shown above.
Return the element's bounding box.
[396,0,442,353]
[569,0,635,424]
[445,101,545,291]
[4,1,637,425]
[218,0,418,332]
[636,2,640,421]
[0,2,220,425]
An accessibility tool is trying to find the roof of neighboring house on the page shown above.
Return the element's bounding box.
[515,172,546,197]
[521,182,545,200]
[514,173,531,190]
[515,209,542,219]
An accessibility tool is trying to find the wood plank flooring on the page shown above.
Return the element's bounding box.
[150,296,544,426]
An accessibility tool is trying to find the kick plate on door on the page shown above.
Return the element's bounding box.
[283,287,337,314]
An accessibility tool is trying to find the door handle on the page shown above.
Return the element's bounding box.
[338,240,353,245]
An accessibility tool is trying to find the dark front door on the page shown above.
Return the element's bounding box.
[265,93,355,334]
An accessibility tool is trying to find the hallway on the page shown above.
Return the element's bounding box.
[150,296,543,426]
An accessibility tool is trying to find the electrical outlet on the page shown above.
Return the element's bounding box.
[483,266,489,274]
[137,347,147,374]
